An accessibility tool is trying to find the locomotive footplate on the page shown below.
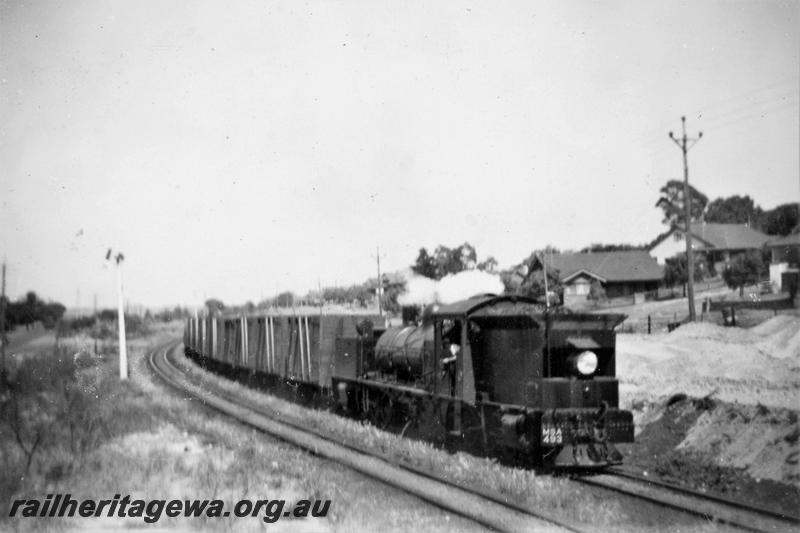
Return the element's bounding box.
[540,406,633,467]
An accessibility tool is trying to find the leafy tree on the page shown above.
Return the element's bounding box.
[655,179,709,227]
[433,243,477,279]
[663,253,708,287]
[380,284,403,314]
[42,303,66,327]
[588,280,606,302]
[705,195,763,226]
[322,284,373,306]
[412,242,480,280]
[760,203,799,236]
[411,248,437,278]
[722,250,766,296]
[502,252,562,304]
[98,309,117,321]
[275,291,295,307]
[580,243,645,253]
[477,256,498,273]
[4,292,65,328]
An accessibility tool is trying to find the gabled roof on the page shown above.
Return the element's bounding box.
[545,250,664,283]
[767,233,800,248]
[663,223,771,251]
[562,268,607,283]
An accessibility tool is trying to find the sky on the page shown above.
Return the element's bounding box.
[1,0,798,309]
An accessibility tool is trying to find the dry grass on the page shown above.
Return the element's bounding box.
[1,322,482,533]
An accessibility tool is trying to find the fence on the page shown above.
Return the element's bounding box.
[616,313,690,335]
[642,278,727,302]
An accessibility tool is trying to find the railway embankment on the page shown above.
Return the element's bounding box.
[616,314,800,516]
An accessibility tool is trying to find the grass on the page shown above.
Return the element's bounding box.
[0,322,484,533]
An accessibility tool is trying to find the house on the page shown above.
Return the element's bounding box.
[766,232,800,293]
[544,250,664,305]
[648,222,771,271]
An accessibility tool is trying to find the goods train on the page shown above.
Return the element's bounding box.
[183,294,634,467]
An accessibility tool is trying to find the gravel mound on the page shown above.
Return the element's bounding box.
[618,315,800,492]
[617,315,800,410]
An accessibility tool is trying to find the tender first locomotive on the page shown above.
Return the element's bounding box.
[184,294,634,467]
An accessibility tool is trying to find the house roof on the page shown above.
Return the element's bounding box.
[767,232,800,248]
[674,223,771,251]
[545,250,664,283]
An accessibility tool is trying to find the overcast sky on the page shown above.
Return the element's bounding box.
[1,0,798,309]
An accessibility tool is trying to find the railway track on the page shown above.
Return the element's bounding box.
[149,340,798,533]
[148,341,582,533]
[579,467,800,533]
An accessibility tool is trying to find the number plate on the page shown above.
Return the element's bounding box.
[541,426,563,445]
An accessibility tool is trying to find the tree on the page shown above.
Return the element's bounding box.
[705,195,763,226]
[502,252,562,304]
[433,243,477,279]
[275,291,295,307]
[322,284,373,306]
[380,283,404,314]
[476,256,498,273]
[413,243,480,280]
[42,303,66,327]
[411,248,437,278]
[588,280,606,302]
[580,243,645,253]
[4,291,65,329]
[663,253,708,288]
[760,203,799,236]
[656,179,709,227]
[98,309,117,321]
[722,250,766,296]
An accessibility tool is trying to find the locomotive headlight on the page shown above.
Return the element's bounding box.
[576,350,598,376]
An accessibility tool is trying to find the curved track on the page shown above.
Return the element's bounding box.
[148,341,583,533]
[150,340,799,533]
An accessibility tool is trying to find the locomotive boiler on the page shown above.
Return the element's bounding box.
[184,294,634,468]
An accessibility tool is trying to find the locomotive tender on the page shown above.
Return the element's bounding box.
[184,294,634,467]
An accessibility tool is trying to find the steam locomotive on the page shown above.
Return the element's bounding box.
[184,294,634,468]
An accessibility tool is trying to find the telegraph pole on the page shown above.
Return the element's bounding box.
[540,252,550,309]
[1,262,7,386]
[375,246,384,316]
[93,293,98,355]
[669,116,703,322]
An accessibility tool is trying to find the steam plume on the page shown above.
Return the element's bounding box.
[398,270,504,306]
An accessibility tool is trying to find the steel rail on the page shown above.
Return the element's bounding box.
[148,341,581,533]
[577,467,799,533]
[609,466,800,526]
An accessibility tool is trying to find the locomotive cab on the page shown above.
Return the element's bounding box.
[425,295,634,467]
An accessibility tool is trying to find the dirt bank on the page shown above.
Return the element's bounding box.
[615,315,800,514]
